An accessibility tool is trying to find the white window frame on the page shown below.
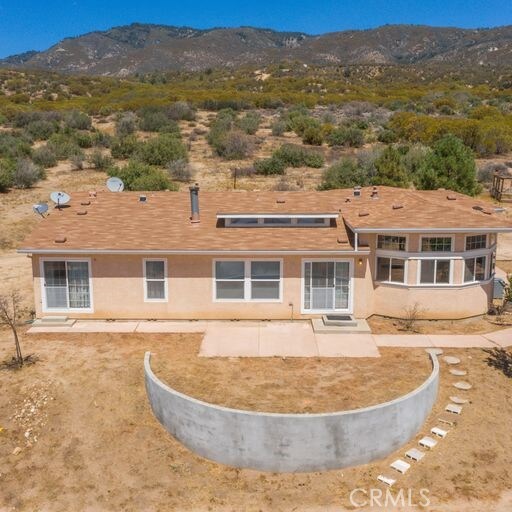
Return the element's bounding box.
[463,255,488,283]
[40,257,94,313]
[419,235,454,253]
[213,259,283,303]
[377,234,408,252]
[465,234,487,252]
[417,258,454,286]
[375,256,408,284]
[143,258,168,302]
[225,217,330,227]
[301,258,354,314]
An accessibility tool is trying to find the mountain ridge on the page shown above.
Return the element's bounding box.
[3,23,512,76]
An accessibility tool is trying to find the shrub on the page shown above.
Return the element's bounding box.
[107,160,177,191]
[167,101,195,121]
[273,144,324,168]
[0,133,32,159]
[254,157,286,175]
[47,133,82,159]
[70,153,85,170]
[111,135,140,159]
[135,133,188,166]
[214,130,252,160]
[115,112,137,137]
[478,162,507,186]
[318,159,370,190]
[74,131,94,148]
[138,107,177,132]
[88,150,112,171]
[0,159,14,192]
[12,158,44,189]
[271,120,286,136]
[167,159,194,182]
[302,125,324,146]
[207,109,237,152]
[237,112,261,135]
[25,120,57,140]
[327,126,364,147]
[65,110,92,130]
[373,146,410,188]
[92,130,112,148]
[32,146,57,168]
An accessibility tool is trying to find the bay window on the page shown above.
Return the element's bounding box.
[376,257,406,283]
[464,256,487,283]
[465,235,487,251]
[419,259,451,285]
[377,235,407,251]
[215,260,281,301]
[421,237,453,252]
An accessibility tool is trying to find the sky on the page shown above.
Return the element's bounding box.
[0,0,511,58]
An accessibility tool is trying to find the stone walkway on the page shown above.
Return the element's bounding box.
[28,320,512,357]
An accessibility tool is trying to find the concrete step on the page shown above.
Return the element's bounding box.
[33,317,76,327]
[312,318,371,334]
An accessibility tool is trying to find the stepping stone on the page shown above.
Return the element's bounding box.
[431,427,448,438]
[450,369,467,376]
[390,459,411,474]
[405,448,425,461]
[453,381,472,390]
[443,356,461,365]
[438,416,456,427]
[419,436,438,449]
[446,403,463,414]
[450,396,469,404]
[378,475,396,487]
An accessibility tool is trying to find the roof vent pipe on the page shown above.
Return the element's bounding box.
[189,183,200,223]
[353,186,361,197]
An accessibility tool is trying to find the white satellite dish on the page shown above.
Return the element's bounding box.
[106,177,124,192]
[32,203,49,217]
[50,191,71,209]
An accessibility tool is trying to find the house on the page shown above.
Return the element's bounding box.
[19,185,512,320]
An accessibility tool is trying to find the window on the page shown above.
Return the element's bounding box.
[224,217,331,227]
[144,259,167,301]
[227,218,258,226]
[421,237,452,252]
[262,218,292,225]
[377,235,406,251]
[296,218,328,226]
[465,235,487,251]
[464,256,487,283]
[215,260,281,301]
[43,260,91,310]
[419,259,451,284]
[376,257,406,283]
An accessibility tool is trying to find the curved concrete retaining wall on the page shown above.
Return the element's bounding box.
[144,351,439,472]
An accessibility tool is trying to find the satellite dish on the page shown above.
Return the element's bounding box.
[32,203,49,217]
[50,191,71,209]
[106,177,124,192]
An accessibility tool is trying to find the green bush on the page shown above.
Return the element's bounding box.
[327,126,364,147]
[273,144,324,168]
[92,130,113,148]
[64,110,92,130]
[115,112,137,137]
[167,101,196,121]
[0,133,32,159]
[74,131,94,148]
[135,133,188,166]
[32,146,57,168]
[254,157,286,175]
[12,158,45,189]
[88,150,112,171]
[271,120,286,136]
[213,130,252,160]
[373,146,410,188]
[138,107,180,133]
[25,120,57,140]
[107,160,177,191]
[110,135,140,159]
[0,158,14,192]
[302,125,324,146]
[47,133,82,159]
[318,159,370,190]
[237,112,261,135]
[207,109,237,152]
[377,129,398,144]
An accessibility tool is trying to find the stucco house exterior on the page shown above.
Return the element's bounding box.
[19,185,512,320]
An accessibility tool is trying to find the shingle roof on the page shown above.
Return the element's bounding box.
[19,186,512,253]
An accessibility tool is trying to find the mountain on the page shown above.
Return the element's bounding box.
[2,23,512,76]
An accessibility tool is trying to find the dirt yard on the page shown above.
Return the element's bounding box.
[1,328,511,511]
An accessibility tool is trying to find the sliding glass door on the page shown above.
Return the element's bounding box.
[303,260,351,312]
[43,260,91,311]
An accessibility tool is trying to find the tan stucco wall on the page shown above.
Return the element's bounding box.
[32,245,493,320]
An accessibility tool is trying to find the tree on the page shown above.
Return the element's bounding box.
[416,134,480,195]
[318,158,370,190]
[0,289,24,367]
[373,146,410,188]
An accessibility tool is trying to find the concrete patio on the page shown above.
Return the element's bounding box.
[27,319,512,357]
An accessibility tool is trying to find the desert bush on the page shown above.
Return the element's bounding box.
[70,153,85,170]
[12,158,44,189]
[167,159,194,182]
[167,101,195,121]
[273,177,300,191]
[92,130,112,148]
[74,131,94,148]
[0,159,14,192]
[110,135,140,159]
[115,112,137,137]
[302,125,324,145]
[207,109,237,150]
[377,128,398,143]
[88,150,112,171]
[47,133,82,159]
[0,133,32,159]
[318,158,370,190]
[271,120,286,136]
[373,146,410,188]
[327,126,364,147]
[214,130,252,160]
[237,112,261,135]
[25,120,57,140]
[64,110,92,130]
[32,146,57,168]
[107,160,177,191]
[254,157,286,175]
[135,133,188,166]
[478,162,508,186]
[273,144,324,168]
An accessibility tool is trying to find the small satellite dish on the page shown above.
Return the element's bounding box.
[50,191,71,209]
[32,203,49,217]
[106,177,124,192]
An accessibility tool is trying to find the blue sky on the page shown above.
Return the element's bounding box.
[0,0,511,58]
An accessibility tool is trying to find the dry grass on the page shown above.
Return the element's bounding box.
[1,329,511,511]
